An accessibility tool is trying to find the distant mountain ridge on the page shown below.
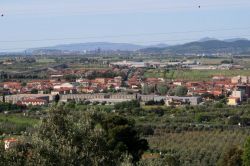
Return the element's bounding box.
[26,42,145,52]
[140,39,250,54]
[23,38,250,55]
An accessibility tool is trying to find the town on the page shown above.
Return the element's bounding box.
[1,58,249,108]
[2,55,250,164]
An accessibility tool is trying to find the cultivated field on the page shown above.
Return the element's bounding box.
[144,69,250,81]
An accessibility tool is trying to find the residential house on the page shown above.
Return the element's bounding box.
[227,97,240,106]
[165,96,201,106]
[4,138,17,150]
[21,98,48,106]
[3,82,22,93]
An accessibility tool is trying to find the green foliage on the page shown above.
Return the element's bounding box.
[54,94,60,103]
[195,114,212,123]
[3,94,250,165]
[114,100,140,111]
[0,115,38,134]
[243,137,250,166]
[142,84,169,95]
[138,155,180,166]
[1,108,116,165]
[156,84,169,95]
[221,59,233,64]
[101,114,149,163]
[64,74,77,81]
[218,146,243,166]
[174,86,188,96]
[148,130,249,166]
[227,116,241,125]
[21,82,27,87]
[31,88,38,94]
[144,69,250,81]
[0,102,23,112]
[0,106,148,165]
[145,100,165,106]
[142,84,154,95]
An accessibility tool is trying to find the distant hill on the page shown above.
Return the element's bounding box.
[140,39,250,54]
[223,38,248,42]
[21,38,250,55]
[26,42,146,53]
[150,43,169,48]
[198,37,218,42]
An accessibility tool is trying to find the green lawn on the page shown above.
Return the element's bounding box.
[0,114,39,126]
[36,58,56,63]
[0,114,40,135]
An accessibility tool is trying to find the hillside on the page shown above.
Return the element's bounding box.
[22,39,250,55]
[26,42,145,52]
[140,39,250,54]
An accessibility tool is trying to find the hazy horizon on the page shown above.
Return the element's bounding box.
[1,0,250,51]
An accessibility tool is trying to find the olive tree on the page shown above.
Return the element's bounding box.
[2,105,148,165]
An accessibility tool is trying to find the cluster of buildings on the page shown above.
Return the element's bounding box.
[110,60,243,70]
[109,60,198,68]
[174,75,250,106]
[1,73,250,107]
[0,57,249,107]
[0,76,123,96]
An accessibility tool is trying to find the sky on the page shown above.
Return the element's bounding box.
[0,0,250,51]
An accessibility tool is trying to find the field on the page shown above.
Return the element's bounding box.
[0,114,39,135]
[0,114,39,126]
[36,58,56,63]
[68,63,110,70]
[144,69,250,81]
[148,129,250,166]
[198,58,227,65]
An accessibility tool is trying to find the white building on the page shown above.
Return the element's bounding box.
[54,83,74,90]
[231,90,244,102]
[4,138,17,150]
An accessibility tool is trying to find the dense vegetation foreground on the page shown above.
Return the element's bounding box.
[0,104,149,165]
[1,101,250,165]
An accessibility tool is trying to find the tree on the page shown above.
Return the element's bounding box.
[21,82,27,87]
[114,100,140,111]
[138,155,180,166]
[243,137,250,166]
[201,93,215,99]
[64,74,77,82]
[142,84,154,95]
[54,94,60,103]
[101,114,149,163]
[2,106,148,165]
[218,146,243,166]
[1,107,111,165]
[31,89,38,94]
[174,86,188,96]
[163,69,169,79]
[156,84,169,95]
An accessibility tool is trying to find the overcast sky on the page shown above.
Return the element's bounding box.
[1,0,250,51]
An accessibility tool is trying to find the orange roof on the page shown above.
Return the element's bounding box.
[4,138,17,142]
[22,98,47,103]
[228,97,240,99]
